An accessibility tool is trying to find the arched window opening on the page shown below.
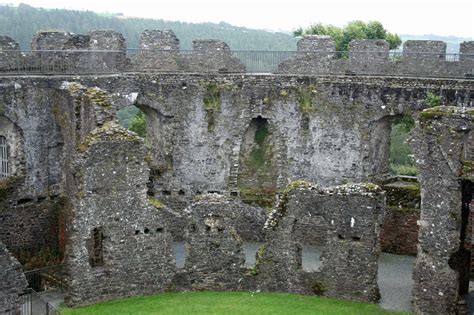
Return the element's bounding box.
[0,136,9,178]
[390,116,417,176]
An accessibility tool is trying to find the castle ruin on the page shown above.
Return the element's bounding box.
[0,29,473,314]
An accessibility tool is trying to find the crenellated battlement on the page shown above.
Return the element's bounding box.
[0,29,473,78]
[278,35,474,78]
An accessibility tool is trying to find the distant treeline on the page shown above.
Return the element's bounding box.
[0,4,298,50]
[0,4,469,52]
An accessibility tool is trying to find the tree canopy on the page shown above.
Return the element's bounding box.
[293,21,402,51]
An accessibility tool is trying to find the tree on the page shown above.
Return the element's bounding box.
[294,21,402,51]
[129,111,146,137]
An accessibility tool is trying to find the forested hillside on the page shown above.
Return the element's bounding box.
[0,4,297,50]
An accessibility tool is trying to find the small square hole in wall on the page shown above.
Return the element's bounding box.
[162,190,171,196]
[230,191,239,197]
[156,227,164,233]
[134,230,140,235]
[178,190,185,195]
[144,228,150,234]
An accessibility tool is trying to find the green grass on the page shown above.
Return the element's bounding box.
[61,291,407,315]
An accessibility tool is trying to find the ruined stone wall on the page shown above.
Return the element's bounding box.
[379,178,420,256]
[0,242,28,314]
[253,182,385,302]
[411,106,473,314]
[177,194,247,291]
[131,30,245,73]
[0,82,71,254]
[0,74,471,246]
[134,74,471,221]
[63,88,176,306]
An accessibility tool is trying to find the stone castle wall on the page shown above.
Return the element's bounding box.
[0,29,473,77]
[277,36,474,78]
[0,241,28,314]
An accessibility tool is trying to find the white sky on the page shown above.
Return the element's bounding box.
[2,0,473,38]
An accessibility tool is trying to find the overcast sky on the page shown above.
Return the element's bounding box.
[2,0,473,38]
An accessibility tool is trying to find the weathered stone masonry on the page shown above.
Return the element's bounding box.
[0,29,473,311]
[0,241,28,314]
[411,106,473,314]
[254,183,385,302]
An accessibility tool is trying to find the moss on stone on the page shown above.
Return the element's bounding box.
[148,196,164,209]
[83,87,112,107]
[383,183,420,209]
[239,186,276,210]
[284,180,313,193]
[419,106,474,122]
[77,122,142,153]
[461,160,474,180]
[312,280,327,296]
[247,244,268,276]
[202,82,221,111]
[279,89,288,97]
[201,82,221,132]
[297,87,313,113]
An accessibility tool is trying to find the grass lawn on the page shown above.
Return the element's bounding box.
[61,291,408,315]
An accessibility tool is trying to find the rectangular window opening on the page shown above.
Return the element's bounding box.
[90,227,105,267]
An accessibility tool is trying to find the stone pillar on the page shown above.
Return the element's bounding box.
[297,35,335,53]
[411,106,474,314]
[349,39,389,74]
[403,40,447,61]
[87,30,128,71]
[277,35,339,74]
[0,36,20,71]
[187,39,245,73]
[133,30,181,71]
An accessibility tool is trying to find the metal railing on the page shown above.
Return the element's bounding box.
[18,288,61,315]
[0,49,471,75]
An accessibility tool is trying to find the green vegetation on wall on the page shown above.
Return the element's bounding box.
[238,117,278,209]
[202,82,221,132]
[424,91,441,108]
[129,110,146,137]
[296,87,313,113]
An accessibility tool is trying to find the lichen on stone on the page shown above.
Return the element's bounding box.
[148,196,164,209]
[419,106,474,122]
[77,121,142,153]
[83,87,112,107]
